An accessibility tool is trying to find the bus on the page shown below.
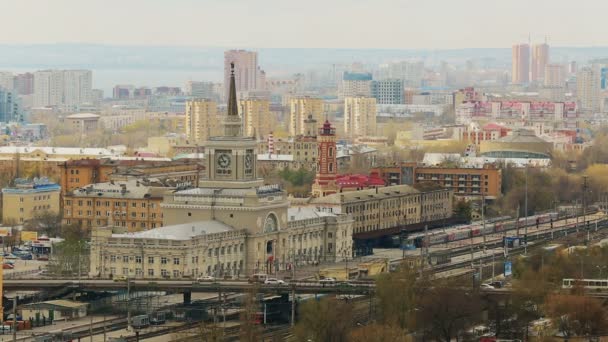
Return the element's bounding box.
[562,278,608,290]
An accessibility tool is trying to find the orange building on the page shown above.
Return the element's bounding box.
[372,163,502,200]
[59,159,201,195]
[62,179,172,231]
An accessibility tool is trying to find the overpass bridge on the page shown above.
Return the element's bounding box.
[3,279,376,300]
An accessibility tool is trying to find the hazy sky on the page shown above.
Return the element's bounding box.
[2,0,607,49]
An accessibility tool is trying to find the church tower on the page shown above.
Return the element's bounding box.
[311,120,339,197]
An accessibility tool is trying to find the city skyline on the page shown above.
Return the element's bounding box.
[1,0,608,49]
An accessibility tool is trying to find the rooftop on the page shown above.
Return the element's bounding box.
[312,184,420,204]
[112,220,234,240]
[288,207,335,221]
[71,179,173,198]
[66,113,100,119]
[496,129,549,144]
[0,146,121,156]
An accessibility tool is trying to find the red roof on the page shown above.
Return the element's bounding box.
[336,173,385,188]
[482,123,509,131]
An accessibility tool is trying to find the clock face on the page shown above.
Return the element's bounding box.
[245,153,253,169]
[217,153,232,169]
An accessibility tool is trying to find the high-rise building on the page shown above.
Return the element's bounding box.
[224,50,265,100]
[341,72,372,98]
[601,68,608,90]
[371,79,403,104]
[577,66,601,113]
[531,43,550,82]
[240,97,271,139]
[0,88,23,123]
[344,96,377,137]
[0,72,14,91]
[63,70,92,109]
[185,81,216,100]
[544,64,565,87]
[113,85,134,99]
[15,73,34,95]
[378,61,425,87]
[185,99,220,142]
[289,96,323,136]
[512,44,530,84]
[33,69,92,109]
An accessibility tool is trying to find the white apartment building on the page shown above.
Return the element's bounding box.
[577,66,601,113]
[34,69,92,110]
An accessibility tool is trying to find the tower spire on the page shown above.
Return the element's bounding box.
[223,62,242,136]
[227,62,238,117]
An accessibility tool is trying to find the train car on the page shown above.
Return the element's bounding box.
[447,233,456,242]
[131,315,150,330]
[453,229,471,240]
[150,311,166,325]
[429,233,448,245]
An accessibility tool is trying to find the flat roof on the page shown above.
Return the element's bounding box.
[112,220,234,240]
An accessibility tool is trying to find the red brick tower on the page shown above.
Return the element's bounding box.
[312,120,338,197]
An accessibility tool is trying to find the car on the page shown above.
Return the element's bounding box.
[489,281,504,288]
[2,264,14,269]
[196,275,215,283]
[319,277,336,285]
[338,281,355,287]
[264,278,286,285]
[113,275,128,282]
[480,283,495,289]
[4,254,18,260]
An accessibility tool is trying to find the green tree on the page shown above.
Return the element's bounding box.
[294,297,354,342]
[453,200,472,223]
[375,265,419,329]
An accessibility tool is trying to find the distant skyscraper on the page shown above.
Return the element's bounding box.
[34,69,92,110]
[341,72,372,98]
[601,68,608,90]
[0,88,23,123]
[531,43,549,82]
[344,96,377,137]
[544,64,565,87]
[240,97,271,139]
[185,99,219,142]
[371,79,403,104]
[113,85,134,99]
[224,50,265,100]
[0,72,14,91]
[289,96,323,136]
[576,66,601,113]
[512,44,530,84]
[185,81,216,100]
[15,73,34,95]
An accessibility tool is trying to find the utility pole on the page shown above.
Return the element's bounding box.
[524,162,529,255]
[12,296,17,342]
[290,287,296,327]
[583,175,589,247]
[127,276,131,331]
[90,314,93,342]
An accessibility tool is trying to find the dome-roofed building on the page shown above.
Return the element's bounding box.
[479,128,553,159]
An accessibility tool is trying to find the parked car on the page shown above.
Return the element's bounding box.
[19,254,32,260]
[264,278,286,286]
[480,283,495,289]
[248,273,268,284]
[4,254,18,260]
[319,277,336,285]
[2,264,14,269]
[196,275,215,283]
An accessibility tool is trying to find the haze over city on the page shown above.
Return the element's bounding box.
[1,1,608,341]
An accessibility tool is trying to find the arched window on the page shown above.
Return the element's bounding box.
[329,163,333,172]
[329,147,333,157]
[264,213,279,233]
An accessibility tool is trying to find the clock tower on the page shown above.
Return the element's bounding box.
[200,62,262,189]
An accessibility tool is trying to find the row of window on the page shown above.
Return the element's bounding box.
[65,219,159,229]
[65,210,158,219]
[66,199,158,209]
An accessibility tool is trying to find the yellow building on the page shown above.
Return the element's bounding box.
[344,96,377,138]
[289,96,323,136]
[185,99,220,143]
[240,98,271,139]
[2,178,61,225]
[65,113,100,134]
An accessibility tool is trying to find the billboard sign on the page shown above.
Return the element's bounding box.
[504,261,513,277]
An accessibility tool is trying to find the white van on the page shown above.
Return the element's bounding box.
[248,273,268,283]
